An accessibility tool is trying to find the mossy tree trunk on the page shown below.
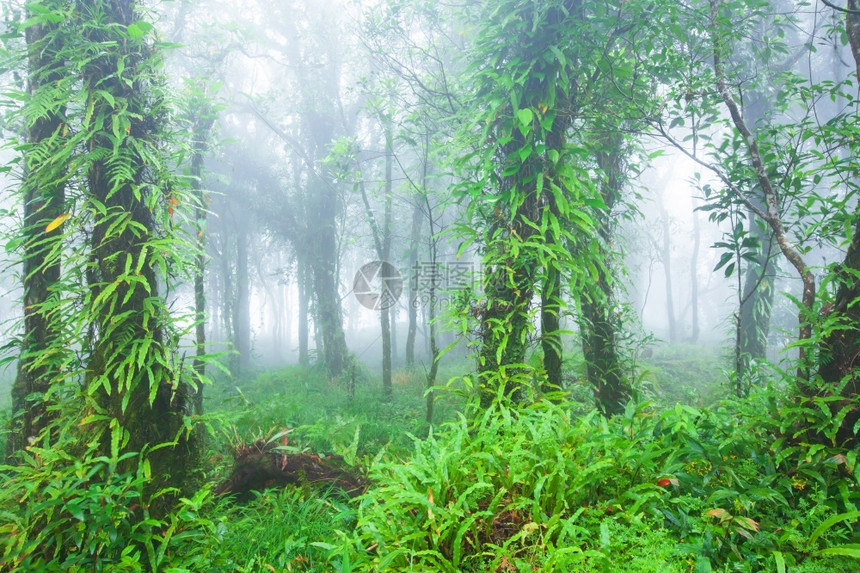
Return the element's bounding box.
[8,5,68,459]
[81,0,198,507]
[580,136,631,416]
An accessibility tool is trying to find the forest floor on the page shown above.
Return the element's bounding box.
[2,344,855,571]
[196,345,858,572]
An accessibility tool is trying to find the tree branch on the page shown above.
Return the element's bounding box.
[821,0,860,15]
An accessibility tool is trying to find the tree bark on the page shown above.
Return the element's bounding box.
[406,198,423,366]
[190,111,213,414]
[659,203,678,342]
[298,260,310,366]
[847,0,860,79]
[381,125,394,399]
[308,176,348,376]
[815,0,860,443]
[8,10,66,459]
[81,0,198,512]
[581,139,631,416]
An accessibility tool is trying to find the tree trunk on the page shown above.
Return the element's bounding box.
[406,199,423,366]
[191,113,213,414]
[581,139,631,416]
[847,0,860,80]
[309,175,348,376]
[735,84,776,379]
[381,126,394,399]
[82,0,197,512]
[8,10,66,459]
[815,0,860,444]
[298,260,310,366]
[709,0,815,377]
[737,214,776,378]
[690,195,701,343]
[540,257,563,391]
[659,204,678,342]
[233,222,251,375]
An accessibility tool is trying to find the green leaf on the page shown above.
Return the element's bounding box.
[773,551,786,573]
[548,45,566,67]
[809,510,860,544]
[516,108,534,127]
[693,556,712,572]
[127,20,153,40]
[815,545,860,559]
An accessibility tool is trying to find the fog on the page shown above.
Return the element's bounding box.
[0,0,854,399]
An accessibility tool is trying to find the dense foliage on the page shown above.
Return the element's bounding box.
[0,0,858,571]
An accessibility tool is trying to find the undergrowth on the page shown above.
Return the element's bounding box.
[331,385,858,572]
[0,362,857,572]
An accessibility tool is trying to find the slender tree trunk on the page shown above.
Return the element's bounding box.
[424,196,440,425]
[221,235,234,346]
[738,212,776,376]
[540,258,562,390]
[191,115,213,414]
[736,87,776,377]
[8,11,66,459]
[709,0,815,373]
[390,306,398,366]
[381,126,394,400]
[310,201,348,376]
[581,139,631,415]
[298,260,310,366]
[659,204,678,342]
[690,195,701,343]
[282,272,292,355]
[406,199,423,366]
[233,222,251,375]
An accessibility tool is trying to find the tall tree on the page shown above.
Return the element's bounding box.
[815,0,860,442]
[650,0,860,438]
[7,0,70,458]
[245,0,350,376]
[80,0,198,501]
[186,84,217,411]
[467,0,585,404]
[459,0,653,408]
[580,134,632,415]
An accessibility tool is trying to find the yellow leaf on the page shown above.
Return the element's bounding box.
[735,516,760,532]
[45,213,71,233]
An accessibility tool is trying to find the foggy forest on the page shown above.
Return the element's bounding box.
[0,0,858,571]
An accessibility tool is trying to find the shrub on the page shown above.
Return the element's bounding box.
[0,430,225,571]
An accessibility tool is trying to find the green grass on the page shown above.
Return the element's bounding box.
[205,361,467,462]
[210,487,354,572]
[1,352,857,572]
[638,343,731,407]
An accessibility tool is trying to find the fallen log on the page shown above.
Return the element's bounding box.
[215,437,369,500]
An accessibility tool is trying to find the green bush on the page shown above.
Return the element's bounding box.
[0,430,225,572]
[332,388,858,572]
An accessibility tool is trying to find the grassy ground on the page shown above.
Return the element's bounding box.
[194,348,856,572]
[1,346,856,572]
